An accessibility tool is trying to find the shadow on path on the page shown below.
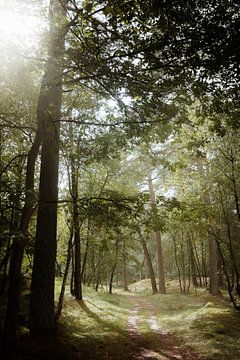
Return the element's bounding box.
[16,296,208,360]
[77,300,128,337]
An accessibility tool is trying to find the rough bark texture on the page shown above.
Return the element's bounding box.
[138,228,158,295]
[29,0,68,334]
[148,174,166,294]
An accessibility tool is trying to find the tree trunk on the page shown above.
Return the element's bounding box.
[1,206,14,294]
[56,226,73,319]
[2,122,41,357]
[209,237,219,295]
[81,223,90,283]
[180,234,186,293]
[109,238,119,294]
[148,173,166,294]
[201,240,208,287]
[138,228,158,294]
[73,201,82,300]
[70,156,82,299]
[123,237,128,291]
[71,246,75,296]
[109,263,116,294]
[197,160,219,295]
[192,240,203,287]
[188,237,198,288]
[29,0,68,334]
[172,234,183,293]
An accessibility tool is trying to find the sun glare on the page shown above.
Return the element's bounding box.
[0,7,45,52]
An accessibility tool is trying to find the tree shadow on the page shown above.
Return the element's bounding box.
[77,300,128,337]
[16,299,205,360]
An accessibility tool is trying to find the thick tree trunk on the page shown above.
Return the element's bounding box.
[138,228,158,295]
[29,0,68,334]
[148,174,166,294]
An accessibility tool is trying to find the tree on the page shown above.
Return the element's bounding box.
[137,227,158,295]
[148,173,166,294]
[1,44,42,358]
[29,0,69,334]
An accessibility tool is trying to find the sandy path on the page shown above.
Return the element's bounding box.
[126,295,206,360]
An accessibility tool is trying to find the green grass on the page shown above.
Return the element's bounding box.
[15,278,240,360]
[141,282,240,359]
[59,286,131,338]
[54,279,240,359]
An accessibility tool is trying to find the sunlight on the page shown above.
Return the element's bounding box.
[0,7,44,51]
[0,12,35,38]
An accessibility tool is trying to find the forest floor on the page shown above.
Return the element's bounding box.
[12,280,240,359]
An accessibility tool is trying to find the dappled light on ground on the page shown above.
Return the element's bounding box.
[11,282,240,359]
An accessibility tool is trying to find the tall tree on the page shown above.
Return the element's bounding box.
[137,227,158,295]
[29,0,68,334]
[148,173,166,294]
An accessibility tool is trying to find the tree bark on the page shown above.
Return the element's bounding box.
[73,200,82,300]
[81,221,90,282]
[188,236,198,287]
[2,123,41,357]
[138,228,158,294]
[29,0,68,334]
[109,238,119,294]
[56,226,73,319]
[197,159,219,295]
[209,237,219,295]
[148,173,166,294]
[123,237,129,291]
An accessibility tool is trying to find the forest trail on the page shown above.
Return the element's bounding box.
[124,294,205,360]
[17,290,214,360]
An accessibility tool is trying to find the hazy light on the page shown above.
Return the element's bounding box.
[0,7,45,53]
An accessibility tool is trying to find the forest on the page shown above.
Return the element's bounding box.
[0,0,240,359]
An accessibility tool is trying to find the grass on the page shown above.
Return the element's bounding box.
[14,281,136,360]
[59,286,131,338]
[50,283,135,359]
[136,280,240,360]
[13,278,240,359]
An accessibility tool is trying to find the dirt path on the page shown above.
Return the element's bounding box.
[17,294,208,360]
[126,295,206,360]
